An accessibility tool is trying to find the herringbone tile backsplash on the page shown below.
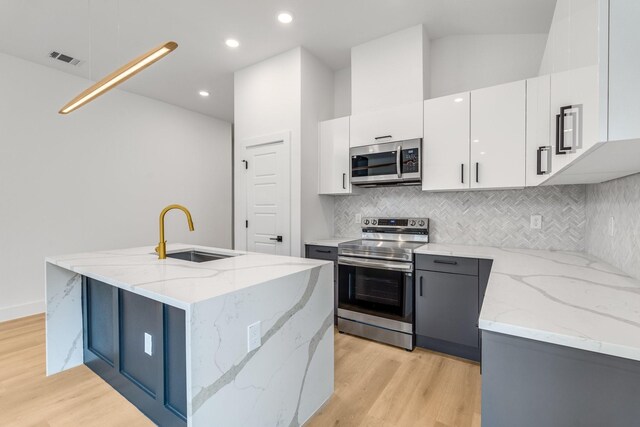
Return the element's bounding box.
[335,185,586,251]
[586,173,640,280]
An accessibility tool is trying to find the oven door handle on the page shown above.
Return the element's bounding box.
[338,256,412,272]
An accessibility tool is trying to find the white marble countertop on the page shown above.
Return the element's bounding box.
[305,237,357,247]
[415,243,640,362]
[46,243,331,310]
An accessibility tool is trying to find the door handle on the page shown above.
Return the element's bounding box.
[342,173,346,190]
[475,162,479,183]
[270,236,283,242]
[461,163,464,184]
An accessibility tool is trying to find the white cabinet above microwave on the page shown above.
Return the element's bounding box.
[349,102,423,148]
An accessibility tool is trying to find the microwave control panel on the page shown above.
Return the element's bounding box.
[401,148,419,173]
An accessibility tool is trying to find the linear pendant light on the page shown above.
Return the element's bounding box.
[58,41,178,114]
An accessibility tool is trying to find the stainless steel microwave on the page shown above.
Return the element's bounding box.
[350,139,421,187]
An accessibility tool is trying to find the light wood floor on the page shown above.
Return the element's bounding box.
[0,315,480,426]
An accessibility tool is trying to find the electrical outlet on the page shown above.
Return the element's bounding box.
[609,216,615,237]
[530,214,542,230]
[247,321,261,353]
[144,332,153,356]
[355,213,362,224]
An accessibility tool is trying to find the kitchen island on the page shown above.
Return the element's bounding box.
[45,244,334,427]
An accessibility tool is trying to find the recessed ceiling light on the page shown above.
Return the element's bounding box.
[199,90,210,97]
[277,12,293,24]
[454,97,464,103]
[225,39,240,48]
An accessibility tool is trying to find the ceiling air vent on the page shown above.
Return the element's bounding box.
[49,51,82,66]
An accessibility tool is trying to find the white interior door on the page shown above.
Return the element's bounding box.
[242,132,291,256]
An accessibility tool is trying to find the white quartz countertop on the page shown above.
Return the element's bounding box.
[415,243,640,362]
[46,244,331,310]
[305,238,357,247]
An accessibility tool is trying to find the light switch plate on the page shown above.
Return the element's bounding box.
[144,332,153,356]
[247,321,261,353]
[530,214,542,230]
[355,213,362,224]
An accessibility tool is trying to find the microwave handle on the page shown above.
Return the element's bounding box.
[396,148,402,178]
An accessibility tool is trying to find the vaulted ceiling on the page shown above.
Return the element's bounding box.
[0,0,556,122]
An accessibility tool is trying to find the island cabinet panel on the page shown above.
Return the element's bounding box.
[119,291,162,397]
[414,255,492,362]
[85,278,116,365]
[82,277,187,427]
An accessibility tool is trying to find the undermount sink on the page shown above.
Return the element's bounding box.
[166,250,237,263]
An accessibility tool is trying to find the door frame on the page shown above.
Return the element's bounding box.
[234,131,291,254]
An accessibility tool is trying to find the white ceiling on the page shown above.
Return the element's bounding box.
[0,0,556,122]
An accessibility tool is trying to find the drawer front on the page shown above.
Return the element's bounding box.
[416,255,478,276]
[306,245,338,262]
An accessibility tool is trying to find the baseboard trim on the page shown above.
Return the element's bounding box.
[0,300,45,323]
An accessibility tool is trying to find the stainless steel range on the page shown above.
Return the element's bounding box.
[337,217,429,350]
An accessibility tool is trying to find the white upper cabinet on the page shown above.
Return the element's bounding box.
[349,25,428,147]
[318,117,352,195]
[350,102,423,147]
[470,80,526,189]
[538,0,640,185]
[423,93,470,191]
[608,0,640,141]
[526,75,552,187]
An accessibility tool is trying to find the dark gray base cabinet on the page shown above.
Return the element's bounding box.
[483,331,640,427]
[82,277,187,427]
[414,255,492,362]
[305,245,338,324]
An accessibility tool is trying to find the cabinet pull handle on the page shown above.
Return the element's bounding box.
[537,146,551,175]
[461,163,464,184]
[434,259,458,265]
[342,173,346,189]
[374,135,392,140]
[475,162,479,183]
[419,276,423,297]
[316,249,331,254]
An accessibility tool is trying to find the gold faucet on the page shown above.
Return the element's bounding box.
[155,204,195,259]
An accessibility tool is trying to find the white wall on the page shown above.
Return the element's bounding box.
[233,48,302,255]
[301,49,335,251]
[430,34,547,98]
[0,52,232,321]
[333,67,351,118]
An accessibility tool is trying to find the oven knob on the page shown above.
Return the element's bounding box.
[410,220,416,226]
[371,219,377,225]
[363,219,369,225]
[418,220,425,227]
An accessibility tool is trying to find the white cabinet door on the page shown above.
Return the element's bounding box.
[526,75,552,187]
[608,0,640,141]
[318,117,351,195]
[422,93,470,191]
[470,80,526,189]
[349,102,423,147]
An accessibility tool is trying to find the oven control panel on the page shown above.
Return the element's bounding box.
[362,217,429,229]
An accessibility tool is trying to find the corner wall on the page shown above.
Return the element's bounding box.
[0,52,233,321]
[585,173,640,280]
